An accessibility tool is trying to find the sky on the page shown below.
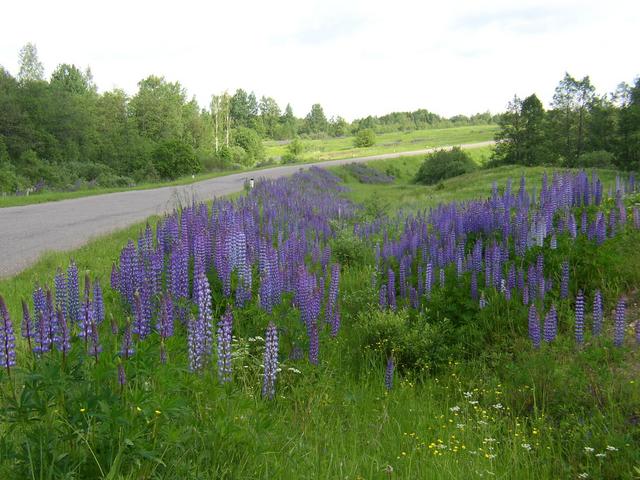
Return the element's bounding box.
[1,0,638,121]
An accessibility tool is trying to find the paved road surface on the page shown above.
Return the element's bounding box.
[0,141,494,278]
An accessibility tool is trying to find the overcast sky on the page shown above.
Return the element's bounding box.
[1,0,638,120]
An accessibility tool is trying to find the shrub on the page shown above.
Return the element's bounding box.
[414,147,476,185]
[575,150,615,169]
[153,139,199,180]
[353,129,376,148]
[232,127,265,166]
[282,139,304,164]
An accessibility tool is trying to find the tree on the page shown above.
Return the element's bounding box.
[230,89,250,128]
[50,64,94,94]
[549,73,596,162]
[153,139,199,179]
[615,78,640,170]
[18,43,44,82]
[130,76,186,142]
[259,96,281,138]
[232,127,264,166]
[329,116,349,137]
[415,147,476,185]
[354,128,376,147]
[492,94,550,166]
[304,103,328,134]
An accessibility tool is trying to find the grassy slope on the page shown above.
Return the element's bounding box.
[264,124,498,161]
[1,156,639,478]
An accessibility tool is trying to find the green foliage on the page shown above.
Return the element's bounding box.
[353,128,376,148]
[281,138,305,164]
[414,147,476,184]
[153,139,199,180]
[232,127,265,166]
[573,150,615,168]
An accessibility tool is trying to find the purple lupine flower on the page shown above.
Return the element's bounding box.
[425,262,433,299]
[613,297,626,347]
[575,290,585,345]
[592,290,603,336]
[132,290,151,339]
[387,268,396,311]
[33,287,51,355]
[189,273,213,371]
[45,289,58,348]
[326,263,341,336]
[385,356,394,390]
[93,280,104,325]
[0,296,17,375]
[308,316,319,365]
[479,292,487,309]
[54,268,67,320]
[78,275,92,343]
[157,294,174,364]
[560,261,569,300]
[528,304,541,349]
[67,261,79,324]
[89,318,101,362]
[379,284,388,310]
[262,322,279,400]
[536,254,545,300]
[120,319,134,358]
[217,306,233,383]
[56,309,71,358]
[21,300,33,351]
[470,271,478,300]
[543,305,557,342]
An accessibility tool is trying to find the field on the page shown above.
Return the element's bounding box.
[263,125,498,161]
[0,150,639,479]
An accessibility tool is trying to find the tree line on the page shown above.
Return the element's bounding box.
[491,73,640,171]
[0,43,498,193]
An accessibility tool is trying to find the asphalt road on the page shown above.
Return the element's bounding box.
[0,141,494,278]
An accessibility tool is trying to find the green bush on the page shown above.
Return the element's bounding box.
[575,150,615,168]
[153,139,199,180]
[414,147,476,185]
[232,127,265,166]
[353,128,376,148]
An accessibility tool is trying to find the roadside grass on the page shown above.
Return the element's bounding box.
[264,124,498,161]
[1,162,639,478]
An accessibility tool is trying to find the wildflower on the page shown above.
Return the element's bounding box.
[0,296,17,374]
[450,406,461,412]
[613,297,626,347]
[584,446,594,453]
[217,306,233,383]
[262,322,279,400]
[592,290,603,336]
[521,443,532,451]
[385,356,395,390]
[605,445,618,451]
[528,304,541,349]
[575,290,585,345]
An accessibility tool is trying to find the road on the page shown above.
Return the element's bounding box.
[0,141,494,278]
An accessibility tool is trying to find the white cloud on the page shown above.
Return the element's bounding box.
[1,0,638,120]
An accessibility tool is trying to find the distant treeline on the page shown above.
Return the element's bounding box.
[0,44,494,193]
[491,73,640,171]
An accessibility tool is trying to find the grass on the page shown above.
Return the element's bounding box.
[264,124,498,161]
[1,159,639,478]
